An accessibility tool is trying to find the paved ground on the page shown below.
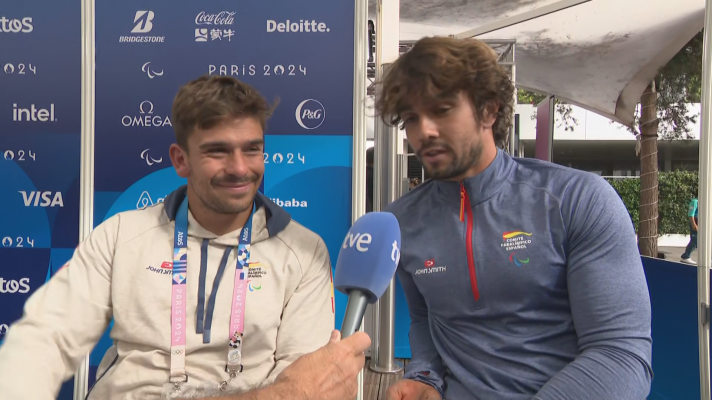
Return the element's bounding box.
[658,245,697,264]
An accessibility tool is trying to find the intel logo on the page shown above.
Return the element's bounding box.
[295,99,325,130]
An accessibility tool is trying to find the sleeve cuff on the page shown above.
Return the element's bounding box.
[404,370,445,398]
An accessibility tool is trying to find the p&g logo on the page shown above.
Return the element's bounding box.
[295,99,325,130]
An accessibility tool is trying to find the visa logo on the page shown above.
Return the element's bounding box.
[19,191,64,207]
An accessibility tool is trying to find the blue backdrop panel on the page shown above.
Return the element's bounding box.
[643,257,701,400]
[92,0,354,389]
[0,2,81,399]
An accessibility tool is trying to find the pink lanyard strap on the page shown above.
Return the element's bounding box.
[170,198,254,390]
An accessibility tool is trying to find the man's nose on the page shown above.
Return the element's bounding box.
[225,150,249,176]
[416,115,439,140]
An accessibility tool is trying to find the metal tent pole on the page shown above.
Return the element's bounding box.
[698,2,712,399]
[74,0,96,398]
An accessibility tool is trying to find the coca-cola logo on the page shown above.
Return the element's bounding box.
[195,11,235,26]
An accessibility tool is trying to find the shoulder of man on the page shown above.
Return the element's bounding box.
[100,202,171,248]
[273,219,329,265]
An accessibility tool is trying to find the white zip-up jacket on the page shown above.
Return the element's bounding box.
[0,186,335,400]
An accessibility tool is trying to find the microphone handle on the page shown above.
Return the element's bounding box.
[340,290,369,339]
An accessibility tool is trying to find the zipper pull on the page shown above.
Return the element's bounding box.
[459,183,466,222]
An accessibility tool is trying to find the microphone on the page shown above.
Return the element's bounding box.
[334,212,401,338]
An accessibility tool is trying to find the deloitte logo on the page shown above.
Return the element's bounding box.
[266,19,330,33]
[295,99,325,130]
[271,198,307,208]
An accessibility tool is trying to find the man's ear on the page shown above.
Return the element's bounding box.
[169,143,190,178]
[481,102,499,129]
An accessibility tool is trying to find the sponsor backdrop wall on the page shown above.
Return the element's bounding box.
[0,1,82,399]
[89,0,355,391]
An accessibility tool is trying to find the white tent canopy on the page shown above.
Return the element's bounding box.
[369,0,705,126]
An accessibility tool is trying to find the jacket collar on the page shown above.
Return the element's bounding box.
[162,185,291,243]
[433,148,515,205]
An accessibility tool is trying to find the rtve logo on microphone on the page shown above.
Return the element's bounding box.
[341,232,401,265]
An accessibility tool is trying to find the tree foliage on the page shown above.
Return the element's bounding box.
[516,89,578,132]
[606,171,698,235]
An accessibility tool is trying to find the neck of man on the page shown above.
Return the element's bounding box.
[447,137,498,182]
[185,186,253,236]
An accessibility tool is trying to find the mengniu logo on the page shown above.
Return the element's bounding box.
[501,231,533,266]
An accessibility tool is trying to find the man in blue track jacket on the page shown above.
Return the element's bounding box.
[376,37,653,400]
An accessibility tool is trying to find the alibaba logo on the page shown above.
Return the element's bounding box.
[502,231,532,240]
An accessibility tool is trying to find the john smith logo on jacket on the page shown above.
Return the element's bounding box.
[415,259,446,275]
[145,261,173,275]
[501,231,532,267]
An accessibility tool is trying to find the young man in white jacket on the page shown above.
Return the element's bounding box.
[0,75,370,400]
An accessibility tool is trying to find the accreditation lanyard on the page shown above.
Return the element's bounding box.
[170,196,255,389]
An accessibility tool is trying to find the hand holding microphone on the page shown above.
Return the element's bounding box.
[261,212,401,400]
[334,212,401,338]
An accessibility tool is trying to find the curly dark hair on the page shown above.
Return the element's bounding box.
[374,36,515,148]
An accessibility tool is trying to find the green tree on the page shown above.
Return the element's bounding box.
[632,30,702,257]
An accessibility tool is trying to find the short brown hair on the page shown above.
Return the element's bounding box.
[172,75,277,149]
[374,37,515,148]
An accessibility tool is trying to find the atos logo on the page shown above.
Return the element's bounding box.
[0,277,31,294]
[0,17,33,33]
[19,191,64,207]
[295,99,325,130]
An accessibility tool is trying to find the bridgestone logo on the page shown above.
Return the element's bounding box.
[119,36,165,43]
